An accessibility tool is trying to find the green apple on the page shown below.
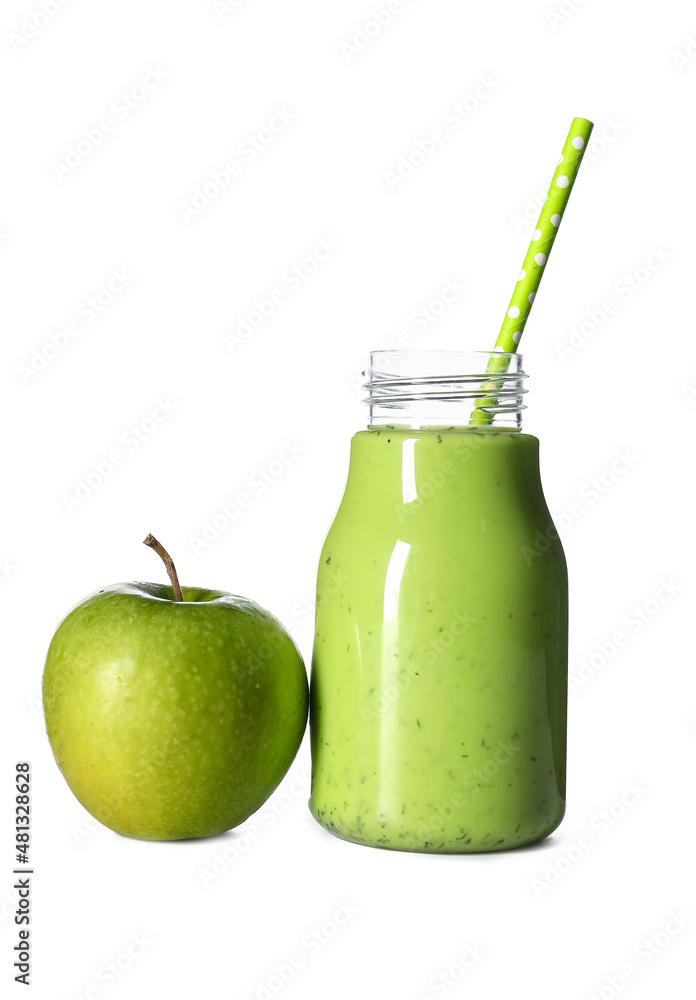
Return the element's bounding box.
[42,535,308,841]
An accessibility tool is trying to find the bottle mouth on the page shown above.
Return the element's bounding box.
[363,351,528,428]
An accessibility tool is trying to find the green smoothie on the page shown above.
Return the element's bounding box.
[310,427,568,852]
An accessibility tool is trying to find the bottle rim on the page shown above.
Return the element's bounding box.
[363,350,528,427]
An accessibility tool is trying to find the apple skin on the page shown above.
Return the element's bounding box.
[42,582,308,841]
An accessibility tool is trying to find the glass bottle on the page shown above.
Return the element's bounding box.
[309,351,568,852]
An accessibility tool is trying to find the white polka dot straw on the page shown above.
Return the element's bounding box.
[470,118,594,425]
[493,117,594,356]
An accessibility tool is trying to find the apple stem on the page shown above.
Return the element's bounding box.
[143,534,183,602]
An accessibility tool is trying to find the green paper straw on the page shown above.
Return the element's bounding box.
[470,116,594,425]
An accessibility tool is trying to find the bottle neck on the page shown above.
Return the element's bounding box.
[363,351,528,429]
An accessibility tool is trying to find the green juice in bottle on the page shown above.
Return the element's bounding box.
[309,352,568,852]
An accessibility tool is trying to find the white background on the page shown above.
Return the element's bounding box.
[2,0,694,997]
